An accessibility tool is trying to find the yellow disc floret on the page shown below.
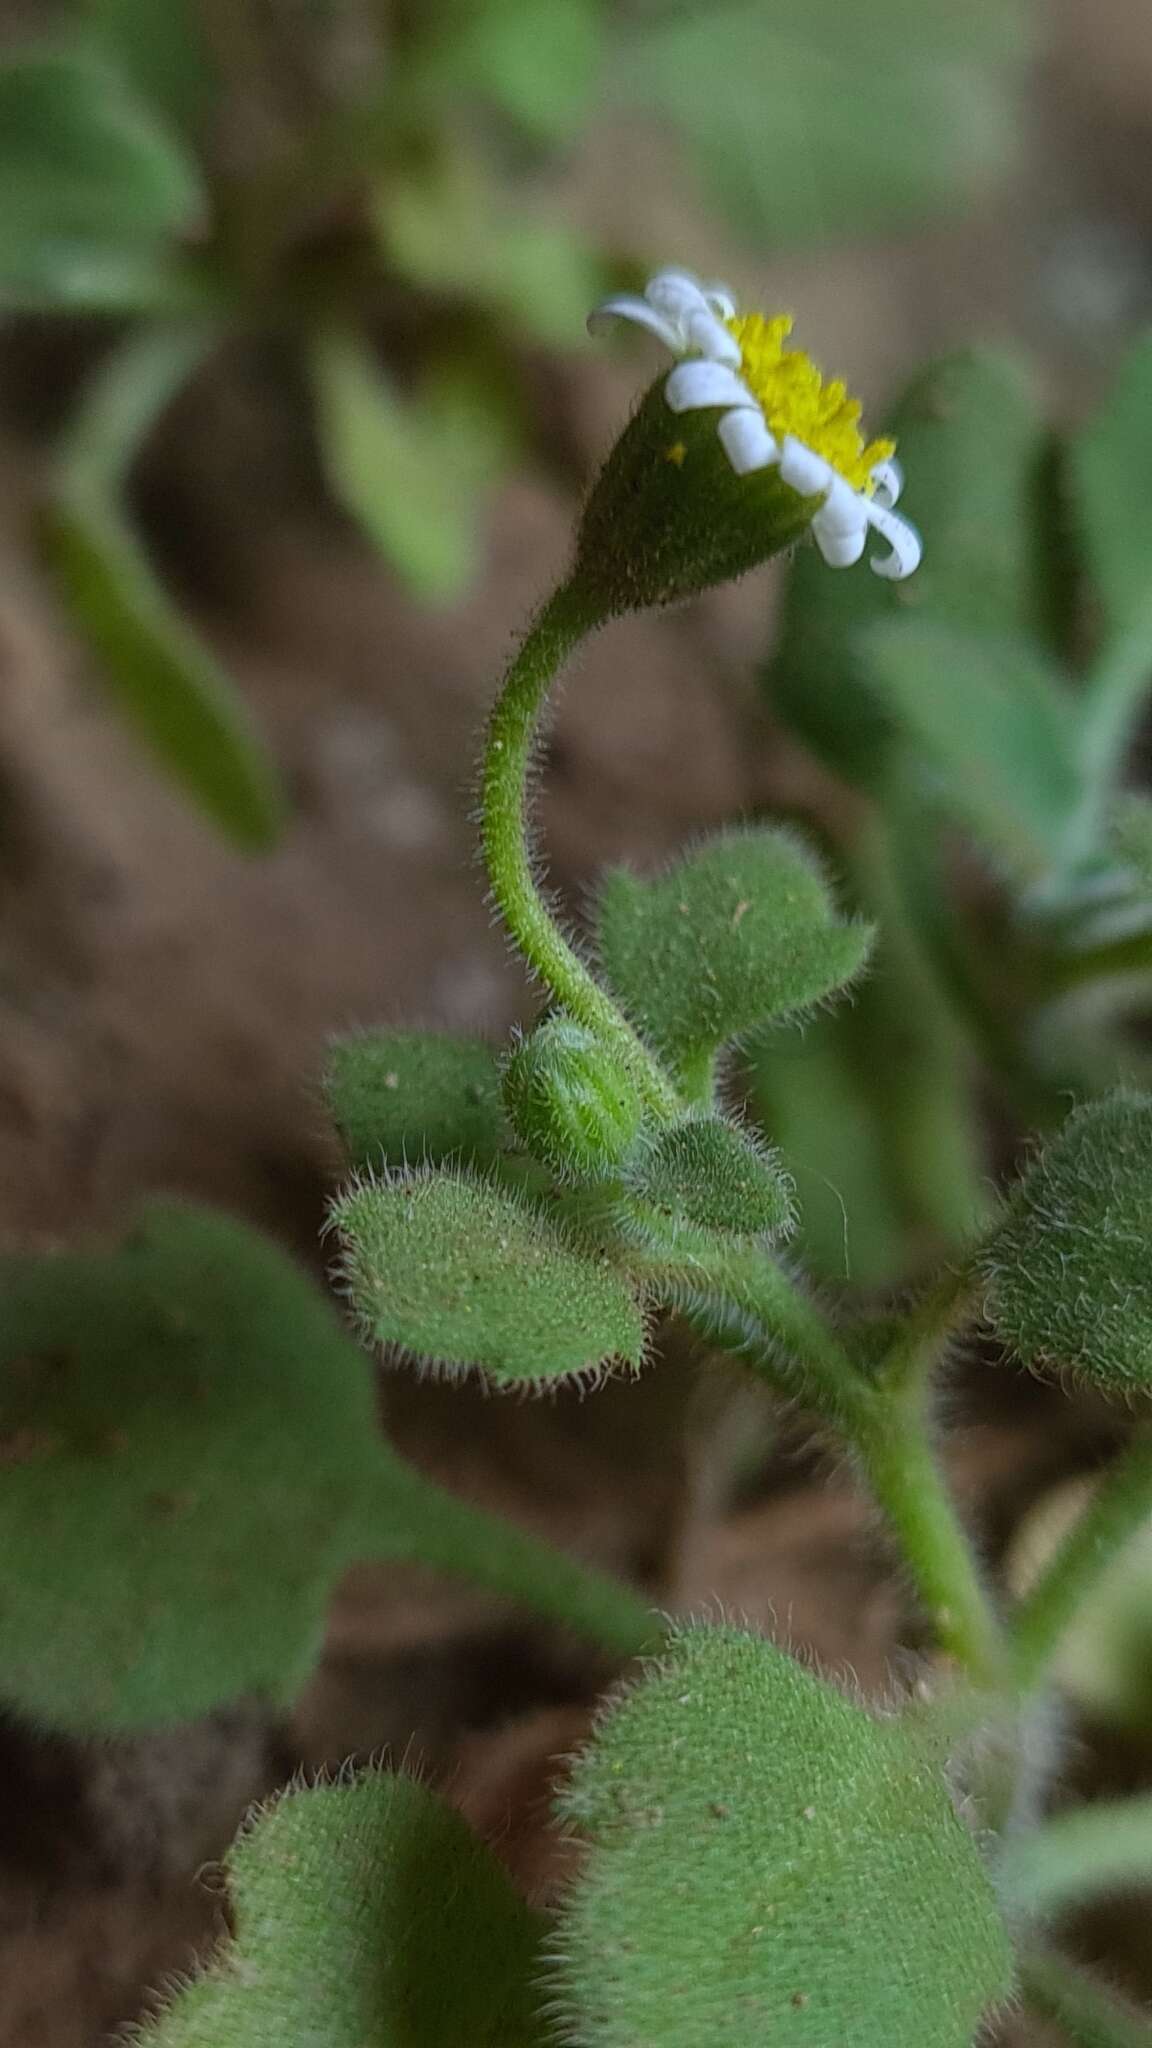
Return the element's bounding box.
[726,313,894,493]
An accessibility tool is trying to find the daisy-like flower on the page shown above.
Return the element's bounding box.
[589,268,921,581]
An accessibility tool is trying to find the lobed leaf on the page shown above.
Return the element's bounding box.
[981,1091,1152,1393]
[595,825,871,1078]
[325,1030,506,1174]
[0,1203,383,1730]
[334,1166,645,1383]
[551,1622,1013,2047]
[143,1772,549,2048]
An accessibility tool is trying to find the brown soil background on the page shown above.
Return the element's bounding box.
[2,3,1152,2041]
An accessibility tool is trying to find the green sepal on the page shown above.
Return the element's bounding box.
[142,1772,550,2048]
[595,825,871,1079]
[623,1115,795,1242]
[502,1015,643,1181]
[325,1029,506,1174]
[981,1091,1152,1393]
[549,1622,1014,2048]
[572,381,821,616]
[334,1166,646,1385]
[0,1202,383,1731]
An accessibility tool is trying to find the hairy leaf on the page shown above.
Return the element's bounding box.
[596,826,871,1077]
[143,1772,549,2048]
[0,1203,383,1730]
[326,1030,506,1173]
[335,1167,645,1382]
[624,1116,794,1241]
[982,1092,1152,1393]
[551,1623,1013,2046]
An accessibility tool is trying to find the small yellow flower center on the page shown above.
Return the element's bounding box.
[725,313,895,493]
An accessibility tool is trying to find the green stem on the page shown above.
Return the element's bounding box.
[632,1239,1006,1684]
[1020,1947,1152,2047]
[998,1794,1152,1922]
[482,585,679,1120]
[875,1261,977,1397]
[1012,1430,1152,1691]
[362,1453,663,1661]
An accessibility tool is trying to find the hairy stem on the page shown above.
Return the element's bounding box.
[1019,1947,1152,2046]
[1012,1429,1152,1691]
[482,585,679,1119]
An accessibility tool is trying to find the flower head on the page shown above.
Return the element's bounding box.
[589,268,920,582]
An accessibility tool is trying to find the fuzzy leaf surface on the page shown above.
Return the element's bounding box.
[0,1203,383,1730]
[335,1168,645,1382]
[624,1116,794,1241]
[982,1091,1152,1393]
[551,1623,1012,2047]
[595,826,870,1076]
[326,1030,506,1174]
[143,1772,549,2048]
[768,349,1050,786]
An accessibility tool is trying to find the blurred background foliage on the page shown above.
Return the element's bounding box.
[0,0,1032,845]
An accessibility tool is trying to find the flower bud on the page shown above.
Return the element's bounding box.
[502,1017,644,1181]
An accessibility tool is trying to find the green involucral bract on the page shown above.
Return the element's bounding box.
[334,1166,646,1384]
[502,1015,644,1180]
[325,1029,506,1174]
[623,1116,795,1242]
[572,381,821,616]
[142,1772,550,2048]
[981,1091,1152,1392]
[0,1202,383,1730]
[595,824,871,1079]
[550,1623,1014,2047]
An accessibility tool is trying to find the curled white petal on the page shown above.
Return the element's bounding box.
[778,435,833,497]
[666,360,756,414]
[684,305,742,365]
[864,499,923,580]
[813,516,867,568]
[587,295,686,352]
[814,474,862,536]
[717,407,779,475]
[869,456,903,508]
[701,280,737,321]
[646,268,712,321]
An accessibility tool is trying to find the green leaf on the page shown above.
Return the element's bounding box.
[83,0,217,136]
[623,1116,795,1242]
[615,0,1030,247]
[1068,331,1152,653]
[997,1792,1152,1921]
[377,143,601,346]
[550,1622,1013,2047]
[982,1091,1152,1394]
[326,1030,506,1174]
[143,1772,549,2048]
[334,1166,646,1383]
[42,324,285,850]
[1112,795,1152,895]
[858,622,1083,882]
[595,826,872,1079]
[767,349,1051,786]
[0,48,203,308]
[311,328,513,600]
[0,1203,384,1731]
[416,0,604,143]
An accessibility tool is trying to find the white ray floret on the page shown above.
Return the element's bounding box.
[589,269,922,581]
